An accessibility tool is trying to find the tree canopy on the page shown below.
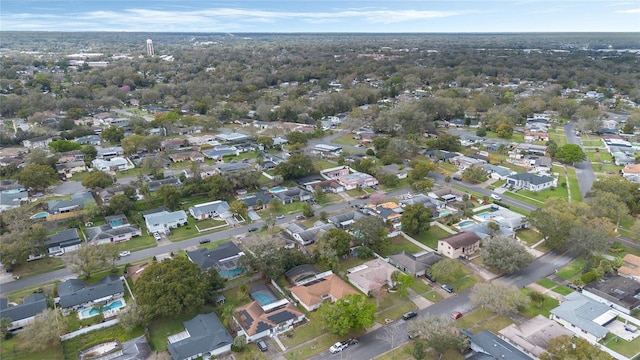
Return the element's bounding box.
[400,203,433,235]
[319,294,376,336]
[351,216,390,254]
[470,282,529,315]
[555,144,587,164]
[274,153,316,180]
[82,170,115,190]
[540,335,612,360]
[482,235,534,274]
[407,315,469,360]
[13,164,58,191]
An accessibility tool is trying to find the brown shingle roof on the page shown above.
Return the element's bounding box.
[289,274,358,308]
[439,231,481,248]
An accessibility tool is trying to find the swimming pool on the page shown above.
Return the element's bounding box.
[30,212,49,219]
[269,186,288,193]
[456,220,476,228]
[78,299,126,319]
[253,292,278,306]
[109,219,123,227]
[220,268,244,278]
[475,212,492,220]
[438,210,452,217]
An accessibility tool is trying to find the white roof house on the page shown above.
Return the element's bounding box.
[143,208,188,234]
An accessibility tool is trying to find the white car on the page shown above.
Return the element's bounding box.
[276,215,285,219]
[490,193,502,201]
[153,232,162,240]
[329,342,348,354]
[119,251,130,257]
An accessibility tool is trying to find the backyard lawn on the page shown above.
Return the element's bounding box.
[149,305,218,351]
[519,289,560,318]
[330,133,360,146]
[62,325,144,360]
[0,337,64,360]
[378,236,424,257]
[11,257,65,278]
[413,227,452,249]
[601,332,640,359]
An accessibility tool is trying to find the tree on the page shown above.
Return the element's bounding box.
[48,139,81,153]
[555,144,587,164]
[568,220,613,256]
[391,270,413,295]
[546,139,559,158]
[204,175,233,201]
[313,185,327,203]
[476,126,487,137]
[228,201,248,220]
[0,317,12,337]
[540,335,612,360]
[586,190,631,228]
[528,291,546,309]
[156,184,181,210]
[274,153,316,180]
[482,235,534,274]
[351,216,389,254]
[430,259,466,285]
[285,131,309,145]
[410,160,436,181]
[407,315,469,360]
[136,257,211,322]
[495,123,513,138]
[377,324,405,357]
[528,198,591,250]
[118,301,144,331]
[319,294,375,336]
[101,125,125,143]
[82,170,115,190]
[302,202,315,218]
[425,133,461,152]
[314,228,352,261]
[121,134,146,155]
[109,194,135,215]
[400,204,433,235]
[13,164,57,191]
[462,166,488,184]
[411,179,434,193]
[470,282,529,315]
[69,245,113,278]
[18,308,67,352]
[239,235,309,280]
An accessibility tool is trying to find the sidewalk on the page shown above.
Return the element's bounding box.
[526,283,566,302]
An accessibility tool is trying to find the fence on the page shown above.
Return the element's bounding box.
[60,319,120,341]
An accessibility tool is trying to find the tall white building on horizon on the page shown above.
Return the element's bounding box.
[146,39,154,56]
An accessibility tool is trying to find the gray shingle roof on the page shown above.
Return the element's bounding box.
[189,201,230,219]
[46,228,82,249]
[48,192,94,213]
[167,312,233,360]
[507,173,554,185]
[186,241,243,271]
[464,330,531,360]
[58,275,124,309]
[549,292,612,338]
[0,293,47,322]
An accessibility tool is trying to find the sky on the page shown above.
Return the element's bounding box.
[1,1,639,33]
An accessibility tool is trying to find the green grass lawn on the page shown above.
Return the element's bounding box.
[556,256,587,280]
[601,331,640,358]
[117,234,157,252]
[375,300,417,324]
[11,257,65,278]
[148,305,218,351]
[62,325,144,360]
[410,277,433,294]
[312,159,339,171]
[519,289,560,318]
[330,133,360,146]
[552,285,573,296]
[193,218,227,230]
[474,314,515,333]
[451,274,479,293]
[517,229,544,246]
[456,308,493,329]
[422,290,444,303]
[284,332,345,360]
[413,227,453,249]
[537,278,558,289]
[378,236,424,257]
[0,336,64,360]
[566,166,582,201]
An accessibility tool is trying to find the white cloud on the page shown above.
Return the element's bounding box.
[615,7,640,13]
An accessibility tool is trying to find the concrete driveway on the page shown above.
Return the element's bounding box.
[52,180,88,195]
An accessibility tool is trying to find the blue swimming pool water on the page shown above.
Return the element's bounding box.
[457,220,476,227]
[220,268,244,278]
[30,212,49,219]
[269,186,287,193]
[253,292,277,306]
[79,299,125,318]
[475,212,492,219]
[110,219,123,227]
[439,210,452,217]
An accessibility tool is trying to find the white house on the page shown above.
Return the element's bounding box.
[143,207,188,234]
[505,173,556,192]
[188,201,231,220]
[92,157,134,172]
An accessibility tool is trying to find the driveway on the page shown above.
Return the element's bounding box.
[564,122,596,197]
[52,180,88,195]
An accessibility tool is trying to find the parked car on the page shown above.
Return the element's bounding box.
[153,232,162,241]
[402,311,418,320]
[248,227,259,232]
[119,251,130,257]
[276,215,285,219]
[329,338,358,354]
[408,330,422,340]
[490,193,502,201]
[425,273,436,282]
[295,215,305,220]
[567,283,582,292]
[256,340,268,352]
[359,194,370,199]
[441,284,454,293]
[451,311,463,320]
[199,238,211,244]
[452,175,462,181]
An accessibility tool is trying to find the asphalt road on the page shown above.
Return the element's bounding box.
[564,122,596,198]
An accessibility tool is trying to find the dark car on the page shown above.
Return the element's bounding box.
[256,340,268,352]
[567,283,582,292]
[199,238,211,244]
[425,273,436,282]
[248,227,258,232]
[441,284,454,293]
[347,337,359,345]
[402,311,418,320]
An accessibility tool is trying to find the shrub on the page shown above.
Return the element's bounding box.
[581,271,596,284]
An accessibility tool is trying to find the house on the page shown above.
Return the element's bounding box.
[285,264,321,285]
[301,179,344,193]
[148,177,182,192]
[498,315,578,358]
[186,241,245,276]
[57,150,85,163]
[161,138,187,151]
[0,293,47,331]
[217,162,251,173]
[524,131,549,143]
[46,228,83,255]
[399,193,444,213]
[214,132,250,144]
[92,157,135,172]
[285,222,335,245]
[167,313,233,360]
[437,231,481,259]
[97,184,138,205]
[336,172,378,190]
[483,164,517,180]
[388,251,443,277]
[85,214,141,245]
[450,155,487,170]
[142,207,188,234]
[582,274,640,315]
[74,134,101,146]
[96,146,124,159]
[505,173,556,192]
[524,155,553,174]
[48,191,95,214]
[22,135,54,149]
[473,205,528,232]
[347,259,398,295]
[378,164,409,179]
[234,284,305,341]
[463,220,515,239]
[0,147,28,159]
[55,161,87,177]
[619,254,640,282]
[511,143,547,156]
[429,187,466,203]
[289,272,359,311]
[424,149,458,162]
[188,200,231,220]
[549,292,615,343]
[320,166,351,180]
[362,202,403,223]
[202,146,239,160]
[274,188,313,205]
[327,211,367,229]
[312,144,342,157]
[0,188,29,212]
[238,192,272,210]
[168,151,205,163]
[463,330,531,360]
[622,164,640,180]
[57,275,124,311]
